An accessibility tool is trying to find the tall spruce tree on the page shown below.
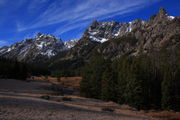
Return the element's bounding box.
[101,63,117,101]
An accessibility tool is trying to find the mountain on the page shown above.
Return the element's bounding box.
[0,33,65,62]
[94,8,180,60]
[0,8,179,63]
[82,8,177,45]
[64,39,79,49]
[51,8,179,64]
[82,19,145,43]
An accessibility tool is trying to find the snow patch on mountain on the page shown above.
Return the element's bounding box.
[83,20,145,43]
[126,22,132,32]
[168,16,175,20]
[64,39,79,49]
[0,33,65,62]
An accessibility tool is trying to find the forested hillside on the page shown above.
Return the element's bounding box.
[0,57,28,79]
[80,46,180,111]
[0,57,49,79]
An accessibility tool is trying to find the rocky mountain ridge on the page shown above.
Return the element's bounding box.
[0,8,179,63]
[83,8,176,44]
[0,33,66,62]
[83,19,145,43]
[56,8,179,62]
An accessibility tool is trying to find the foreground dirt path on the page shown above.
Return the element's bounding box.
[0,95,150,120]
[0,79,151,120]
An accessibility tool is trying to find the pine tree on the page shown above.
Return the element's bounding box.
[115,56,130,104]
[101,64,117,101]
[161,67,176,110]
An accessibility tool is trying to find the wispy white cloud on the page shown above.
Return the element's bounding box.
[27,0,49,13]
[54,21,90,35]
[17,0,162,34]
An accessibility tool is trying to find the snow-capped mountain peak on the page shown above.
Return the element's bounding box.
[82,8,174,44]
[0,33,65,62]
[83,19,145,43]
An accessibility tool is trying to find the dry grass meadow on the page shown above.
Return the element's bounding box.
[0,79,179,120]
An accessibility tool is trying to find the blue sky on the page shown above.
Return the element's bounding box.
[0,0,179,47]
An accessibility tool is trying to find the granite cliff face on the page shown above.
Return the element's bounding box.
[129,8,179,48]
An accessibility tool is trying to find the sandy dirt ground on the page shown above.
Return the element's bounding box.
[0,79,154,120]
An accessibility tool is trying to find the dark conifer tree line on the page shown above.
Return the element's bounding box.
[80,46,180,111]
[0,57,50,79]
[0,57,28,79]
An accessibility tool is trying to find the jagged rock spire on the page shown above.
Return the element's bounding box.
[92,20,98,25]
[158,7,168,17]
[91,20,99,27]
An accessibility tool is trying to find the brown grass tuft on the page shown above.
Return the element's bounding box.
[146,110,180,120]
[101,107,115,112]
